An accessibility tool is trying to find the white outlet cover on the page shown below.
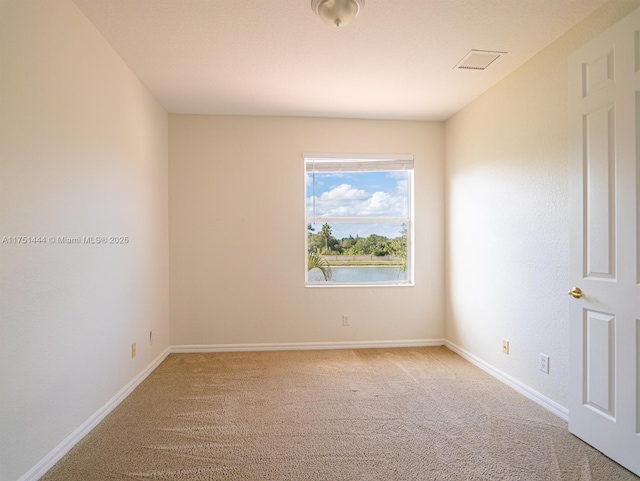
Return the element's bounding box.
[540,354,549,373]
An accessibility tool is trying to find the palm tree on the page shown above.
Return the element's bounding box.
[320,223,332,254]
[307,251,332,281]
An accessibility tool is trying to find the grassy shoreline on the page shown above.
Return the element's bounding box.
[324,260,403,267]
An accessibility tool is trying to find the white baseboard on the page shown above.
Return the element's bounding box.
[444,340,569,422]
[171,339,446,353]
[19,347,171,481]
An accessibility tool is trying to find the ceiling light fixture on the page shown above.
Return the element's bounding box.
[311,0,365,28]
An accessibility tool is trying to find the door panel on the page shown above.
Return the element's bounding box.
[584,310,615,418]
[584,105,616,279]
[584,48,614,96]
[637,92,640,285]
[637,318,640,433]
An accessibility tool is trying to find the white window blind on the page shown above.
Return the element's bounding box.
[304,154,414,173]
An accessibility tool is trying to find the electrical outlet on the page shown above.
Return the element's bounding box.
[131,342,136,358]
[149,330,154,345]
[540,353,549,373]
[343,314,350,326]
[502,340,509,354]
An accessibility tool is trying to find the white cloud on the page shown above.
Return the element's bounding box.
[307,183,407,219]
[395,179,408,193]
[305,174,324,187]
[386,171,407,179]
[321,173,352,179]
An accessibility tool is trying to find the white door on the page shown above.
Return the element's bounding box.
[568,8,640,476]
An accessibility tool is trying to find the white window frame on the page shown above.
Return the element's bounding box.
[304,153,415,287]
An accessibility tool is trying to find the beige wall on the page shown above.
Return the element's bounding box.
[0,1,169,479]
[169,116,444,346]
[445,0,640,408]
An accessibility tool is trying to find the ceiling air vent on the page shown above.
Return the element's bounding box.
[454,50,507,70]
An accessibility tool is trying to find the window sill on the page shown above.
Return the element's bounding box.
[305,282,414,288]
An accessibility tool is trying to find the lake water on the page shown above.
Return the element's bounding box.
[308,266,406,284]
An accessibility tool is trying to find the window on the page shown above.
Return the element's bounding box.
[305,153,414,286]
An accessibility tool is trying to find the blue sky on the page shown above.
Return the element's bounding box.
[306,171,409,239]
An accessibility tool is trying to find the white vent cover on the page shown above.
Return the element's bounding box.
[454,50,507,70]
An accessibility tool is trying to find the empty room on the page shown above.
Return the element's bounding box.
[1,0,640,480]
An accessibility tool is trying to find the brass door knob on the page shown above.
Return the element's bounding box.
[568,287,585,298]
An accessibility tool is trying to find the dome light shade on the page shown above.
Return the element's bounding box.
[311,0,365,28]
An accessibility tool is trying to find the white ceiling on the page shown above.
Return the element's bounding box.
[73,0,608,121]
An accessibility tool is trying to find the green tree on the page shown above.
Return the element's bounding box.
[366,234,390,256]
[307,223,322,254]
[307,233,323,253]
[341,236,355,251]
[373,240,390,256]
[389,224,408,270]
[351,236,371,255]
[320,223,332,254]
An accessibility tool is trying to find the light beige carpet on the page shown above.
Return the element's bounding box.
[42,347,638,480]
